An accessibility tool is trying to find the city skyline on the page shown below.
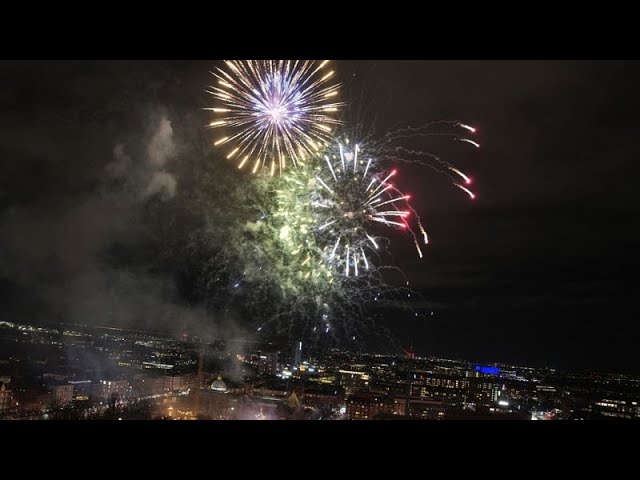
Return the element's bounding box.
[1,318,638,420]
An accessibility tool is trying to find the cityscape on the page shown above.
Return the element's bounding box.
[1,319,638,420]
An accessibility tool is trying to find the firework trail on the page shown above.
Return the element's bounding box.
[206,60,342,175]
[379,121,479,200]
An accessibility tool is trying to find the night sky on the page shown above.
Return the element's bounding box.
[1,61,639,372]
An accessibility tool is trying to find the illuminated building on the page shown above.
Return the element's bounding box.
[91,380,130,401]
[252,378,290,398]
[467,378,501,404]
[0,381,14,414]
[164,373,197,392]
[287,390,301,409]
[422,374,466,390]
[14,385,50,412]
[445,406,530,420]
[474,365,500,375]
[369,381,409,396]
[346,392,393,420]
[337,369,370,395]
[292,341,302,367]
[68,380,92,399]
[51,383,74,406]
[406,371,470,404]
[501,380,535,403]
[535,385,557,397]
[390,394,447,419]
[302,385,345,413]
[211,376,228,393]
[190,387,237,420]
[594,399,640,419]
[132,375,164,397]
[258,352,279,376]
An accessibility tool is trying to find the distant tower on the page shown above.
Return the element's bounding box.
[195,349,204,416]
[404,342,415,417]
[292,341,302,367]
[197,350,204,389]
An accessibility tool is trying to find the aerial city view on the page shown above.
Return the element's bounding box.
[1,60,638,420]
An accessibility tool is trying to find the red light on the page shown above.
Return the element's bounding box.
[391,170,397,176]
[466,178,472,185]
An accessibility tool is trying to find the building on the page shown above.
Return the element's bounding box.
[292,341,302,367]
[445,406,530,420]
[67,380,92,400]
[190,388,237,420]
[390,394,447,419]
[211,376,228,393]
[302,385,345,413]
[252,378,290,398]
[346,391,393,420]
[467,377,501,405]
[0,381,14,414]
[337,369,370,395]
[258,352,279,376]
[51,383,74,406]
[594,398,640,419]
[131,375,164,397]
[91,380,130,401]
[164,373,197,392]
[13,384,50,412]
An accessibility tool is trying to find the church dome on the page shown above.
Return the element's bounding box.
[211,376,227,392]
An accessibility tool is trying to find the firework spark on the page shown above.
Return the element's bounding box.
[458,138,480,148]
[206,60,342,175]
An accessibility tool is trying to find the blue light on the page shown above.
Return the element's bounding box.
[475,365,500,375]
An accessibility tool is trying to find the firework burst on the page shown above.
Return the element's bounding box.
[206,60,342,175]
[311,138,426,277]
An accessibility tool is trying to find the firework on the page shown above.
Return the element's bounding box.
[206,60,342,175]
[185,147,412,341]
[381,121,479,200]
[195,56,481,343]
[310,139,426,275]
[258,120,480,285]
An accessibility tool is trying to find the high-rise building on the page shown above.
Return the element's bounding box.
[292,341,302,367]
[258,352,279,376]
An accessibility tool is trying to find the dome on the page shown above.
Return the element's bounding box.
[211,376,227,392]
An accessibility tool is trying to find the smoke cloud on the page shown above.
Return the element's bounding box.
[0,105,245,346]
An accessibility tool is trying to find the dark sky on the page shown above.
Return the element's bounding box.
[1,60,639,372]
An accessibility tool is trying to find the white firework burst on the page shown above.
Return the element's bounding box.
[312,139,427,277]
[206,60,342,175]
